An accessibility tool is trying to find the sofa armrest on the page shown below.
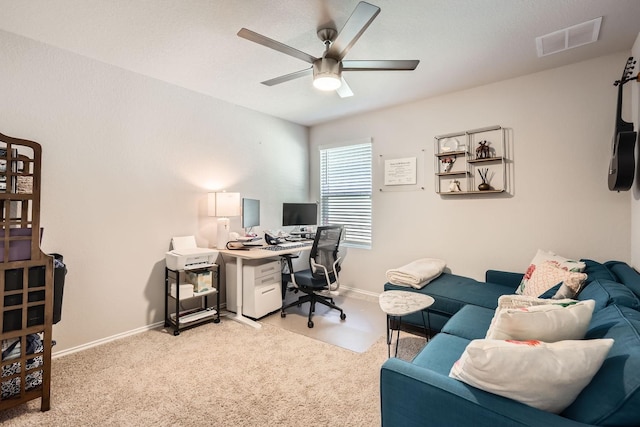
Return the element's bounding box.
[485,269,523,288]
[380,358,591,427]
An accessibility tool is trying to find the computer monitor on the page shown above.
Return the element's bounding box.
[282,202,318,227]
[242,198,260,229]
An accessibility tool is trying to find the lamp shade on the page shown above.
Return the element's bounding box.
[208,192,241,217]
[208,192,240,249]
[313,58,342,91]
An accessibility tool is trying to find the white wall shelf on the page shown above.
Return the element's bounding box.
[434,125,507,195]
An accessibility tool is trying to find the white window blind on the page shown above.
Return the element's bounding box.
[319,141,372,248]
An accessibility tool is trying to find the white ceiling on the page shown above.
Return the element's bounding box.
[1,0,639,126]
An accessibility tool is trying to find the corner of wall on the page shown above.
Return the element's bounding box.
[630,32,640,268]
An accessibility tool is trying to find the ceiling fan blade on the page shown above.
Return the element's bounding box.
[261,67,313,86]
[238,28,317,64]
[342,59,420,71]
[336,77,354,98]
[327,1,380,60]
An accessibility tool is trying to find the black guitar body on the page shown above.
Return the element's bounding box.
[608,130,637,191]
[608,57,638,192]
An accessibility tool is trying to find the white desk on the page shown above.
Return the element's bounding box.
[219,243,312,328]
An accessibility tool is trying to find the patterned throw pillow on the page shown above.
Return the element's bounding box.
[520,261,587,297]
[517,249,586,295]
[449,338,614,413]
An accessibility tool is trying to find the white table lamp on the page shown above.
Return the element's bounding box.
[208,192,241,249]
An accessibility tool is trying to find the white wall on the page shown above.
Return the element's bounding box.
[311,52,632,294]
[631,33,640,268]
[1,28,634,354]
[0,30,309,353]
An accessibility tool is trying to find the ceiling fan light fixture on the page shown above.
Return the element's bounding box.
[239,2,419,97]
[313,75,342,91]
[313,58,342,91]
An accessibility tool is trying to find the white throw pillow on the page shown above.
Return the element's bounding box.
[519,260,587,297]
[485,297,595,341]
[517,249,586,295]
[449,338,614,413]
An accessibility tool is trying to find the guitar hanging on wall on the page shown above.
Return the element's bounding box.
[608,57,638,191]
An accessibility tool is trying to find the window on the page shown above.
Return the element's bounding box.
[319,139,372,248]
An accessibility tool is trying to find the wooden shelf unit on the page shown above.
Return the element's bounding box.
[0,132,53,412]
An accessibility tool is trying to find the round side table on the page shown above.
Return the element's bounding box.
[378,290,435,358]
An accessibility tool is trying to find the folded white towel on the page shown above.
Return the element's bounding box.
[386,258,446,289]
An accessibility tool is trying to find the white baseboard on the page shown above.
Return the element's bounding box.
[52,289,379,359]
[338,285,380,302]
[52,321,164,359]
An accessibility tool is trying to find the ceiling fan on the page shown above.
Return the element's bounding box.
[237,1,420,97]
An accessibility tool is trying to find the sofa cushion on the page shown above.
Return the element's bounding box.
[561,305,640,426]
[441,305,495,340]
[449,338,613,414]
[485,297,595,342]
[485,270,523,287]
[577,278,640,311]
[605,261,640,299]
[581,258,618,283]
[411,332,470,376]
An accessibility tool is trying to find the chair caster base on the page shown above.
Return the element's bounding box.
[308,320,314,328]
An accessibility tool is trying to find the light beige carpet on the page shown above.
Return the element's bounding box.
[0,319,425,427]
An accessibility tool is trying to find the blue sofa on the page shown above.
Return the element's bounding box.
[380,260,640,426]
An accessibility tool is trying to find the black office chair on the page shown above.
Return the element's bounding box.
[281,225,346,328]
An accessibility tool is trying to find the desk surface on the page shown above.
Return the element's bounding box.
[218,243,312,260]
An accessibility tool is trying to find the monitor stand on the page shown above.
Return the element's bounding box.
[289,227,314,240]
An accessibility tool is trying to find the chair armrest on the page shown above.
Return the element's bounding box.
[310,258,328,276]
[310,257,341,290]
[485,270,524,288]
[380,358,590,427]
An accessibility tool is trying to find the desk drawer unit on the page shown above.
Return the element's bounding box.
[244,259,281,280]
[226,259,282,319]
[244,271,282,318]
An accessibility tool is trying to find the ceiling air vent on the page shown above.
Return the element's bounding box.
[536,16,602,57]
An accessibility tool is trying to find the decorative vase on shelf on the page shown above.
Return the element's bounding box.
[477,167,491,191]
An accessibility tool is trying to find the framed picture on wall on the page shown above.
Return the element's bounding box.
[378,151,425,192]
[384,157,417,186]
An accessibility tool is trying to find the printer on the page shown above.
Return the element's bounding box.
[165,235,218,270]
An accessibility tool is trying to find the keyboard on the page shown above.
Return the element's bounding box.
[260,241,313,251]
